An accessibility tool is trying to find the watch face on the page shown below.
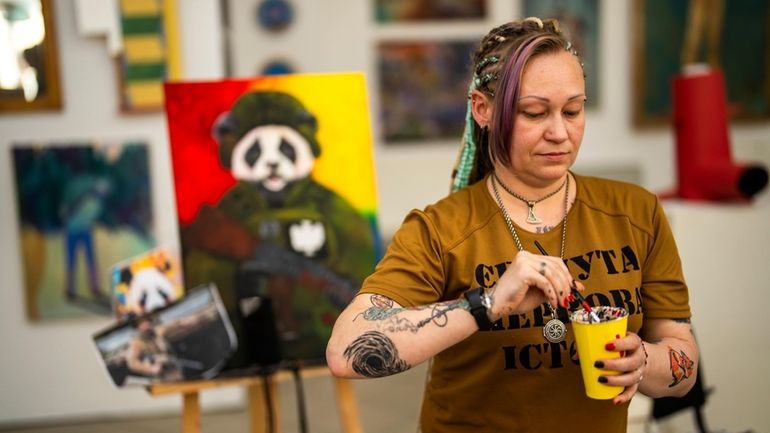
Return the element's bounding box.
[480,291,492,310]
[257,0,293,32]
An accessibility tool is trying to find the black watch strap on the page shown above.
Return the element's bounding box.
[464,287,491,331]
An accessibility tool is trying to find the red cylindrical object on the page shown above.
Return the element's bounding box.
[672,68,768,200]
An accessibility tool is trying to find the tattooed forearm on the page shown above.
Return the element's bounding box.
[342,331,410,377]
[378,300,467,333]
[354,297,468,333]
[667,346,695,387]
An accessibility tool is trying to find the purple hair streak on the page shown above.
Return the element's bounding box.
[489,34,567,166]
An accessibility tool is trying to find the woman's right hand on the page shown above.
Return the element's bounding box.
[487,250,578,319]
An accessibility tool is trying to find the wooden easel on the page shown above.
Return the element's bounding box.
[148,366,362,433]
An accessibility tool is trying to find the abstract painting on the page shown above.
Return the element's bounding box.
[378,40,476,142]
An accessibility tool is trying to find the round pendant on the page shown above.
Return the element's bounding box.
[543,318,567,343]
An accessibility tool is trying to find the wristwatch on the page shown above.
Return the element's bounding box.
[464,287,492,330]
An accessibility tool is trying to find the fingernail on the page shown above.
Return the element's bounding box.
[605,342,616,351]
[614,399,623,405]
[568,293,575,302]
[615,334,621,339]
[562,297,570,307]
[598,376,608,384]
[594,361,604,368]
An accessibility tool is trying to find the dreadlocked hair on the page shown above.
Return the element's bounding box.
[451,17,582,192]
[472,18,572,97]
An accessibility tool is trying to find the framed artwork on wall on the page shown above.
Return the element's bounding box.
[633,0,770,127]
[11,141,156,321]
[378,39,476,143]
[116,0,182,112]
[523,0,600,108]
[0,0,62,112]
[374,0,486,22]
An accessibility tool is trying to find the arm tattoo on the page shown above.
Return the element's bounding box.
[379,300,466,333]
[355,298,467,332]
[370,294,393,308]
[667,346,695,387]
[354,307,403,321]
[354,296,468,335]
[671,317,694,335]
[342,331,410,377]
[353,294,401,321]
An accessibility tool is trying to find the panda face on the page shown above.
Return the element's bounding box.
[128,267,177,313]
[231,125,315,192]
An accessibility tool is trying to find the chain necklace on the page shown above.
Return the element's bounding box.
[491,173,570,343]
[492,172,567,224]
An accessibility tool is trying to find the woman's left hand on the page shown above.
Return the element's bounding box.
[594,331,648,405]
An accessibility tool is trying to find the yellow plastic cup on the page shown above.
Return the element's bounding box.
[570,306,629,400]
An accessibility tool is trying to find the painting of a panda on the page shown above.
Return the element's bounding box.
[180,91,376,365]
[111,248,183,320]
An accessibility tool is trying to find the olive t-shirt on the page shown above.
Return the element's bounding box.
[360,174,691,433]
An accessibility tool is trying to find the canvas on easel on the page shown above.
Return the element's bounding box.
[93,283,236,387]
[164,73,381,370]
[110,247,184,320]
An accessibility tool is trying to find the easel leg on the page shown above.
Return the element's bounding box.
[333,378,363,433]
[248,382,266,433]
[248,376,283,433]
[268,375,282,433]
[181,391,201,433]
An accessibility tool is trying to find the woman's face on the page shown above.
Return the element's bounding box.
[507,50,586,186]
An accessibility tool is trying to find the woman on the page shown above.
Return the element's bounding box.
[326,17,697,432]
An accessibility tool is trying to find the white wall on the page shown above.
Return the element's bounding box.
[0,0,769,427]
[657,203,770,433]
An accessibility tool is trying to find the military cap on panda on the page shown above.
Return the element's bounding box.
[214,91,321,168]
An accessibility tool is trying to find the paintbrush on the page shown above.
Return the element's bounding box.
[534,241,601,323]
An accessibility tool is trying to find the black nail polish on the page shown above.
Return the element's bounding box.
[594,361,604,368]
[598,376,608,384]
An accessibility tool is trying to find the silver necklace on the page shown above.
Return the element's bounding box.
[492,172,567,224]
[491,173,570,343]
